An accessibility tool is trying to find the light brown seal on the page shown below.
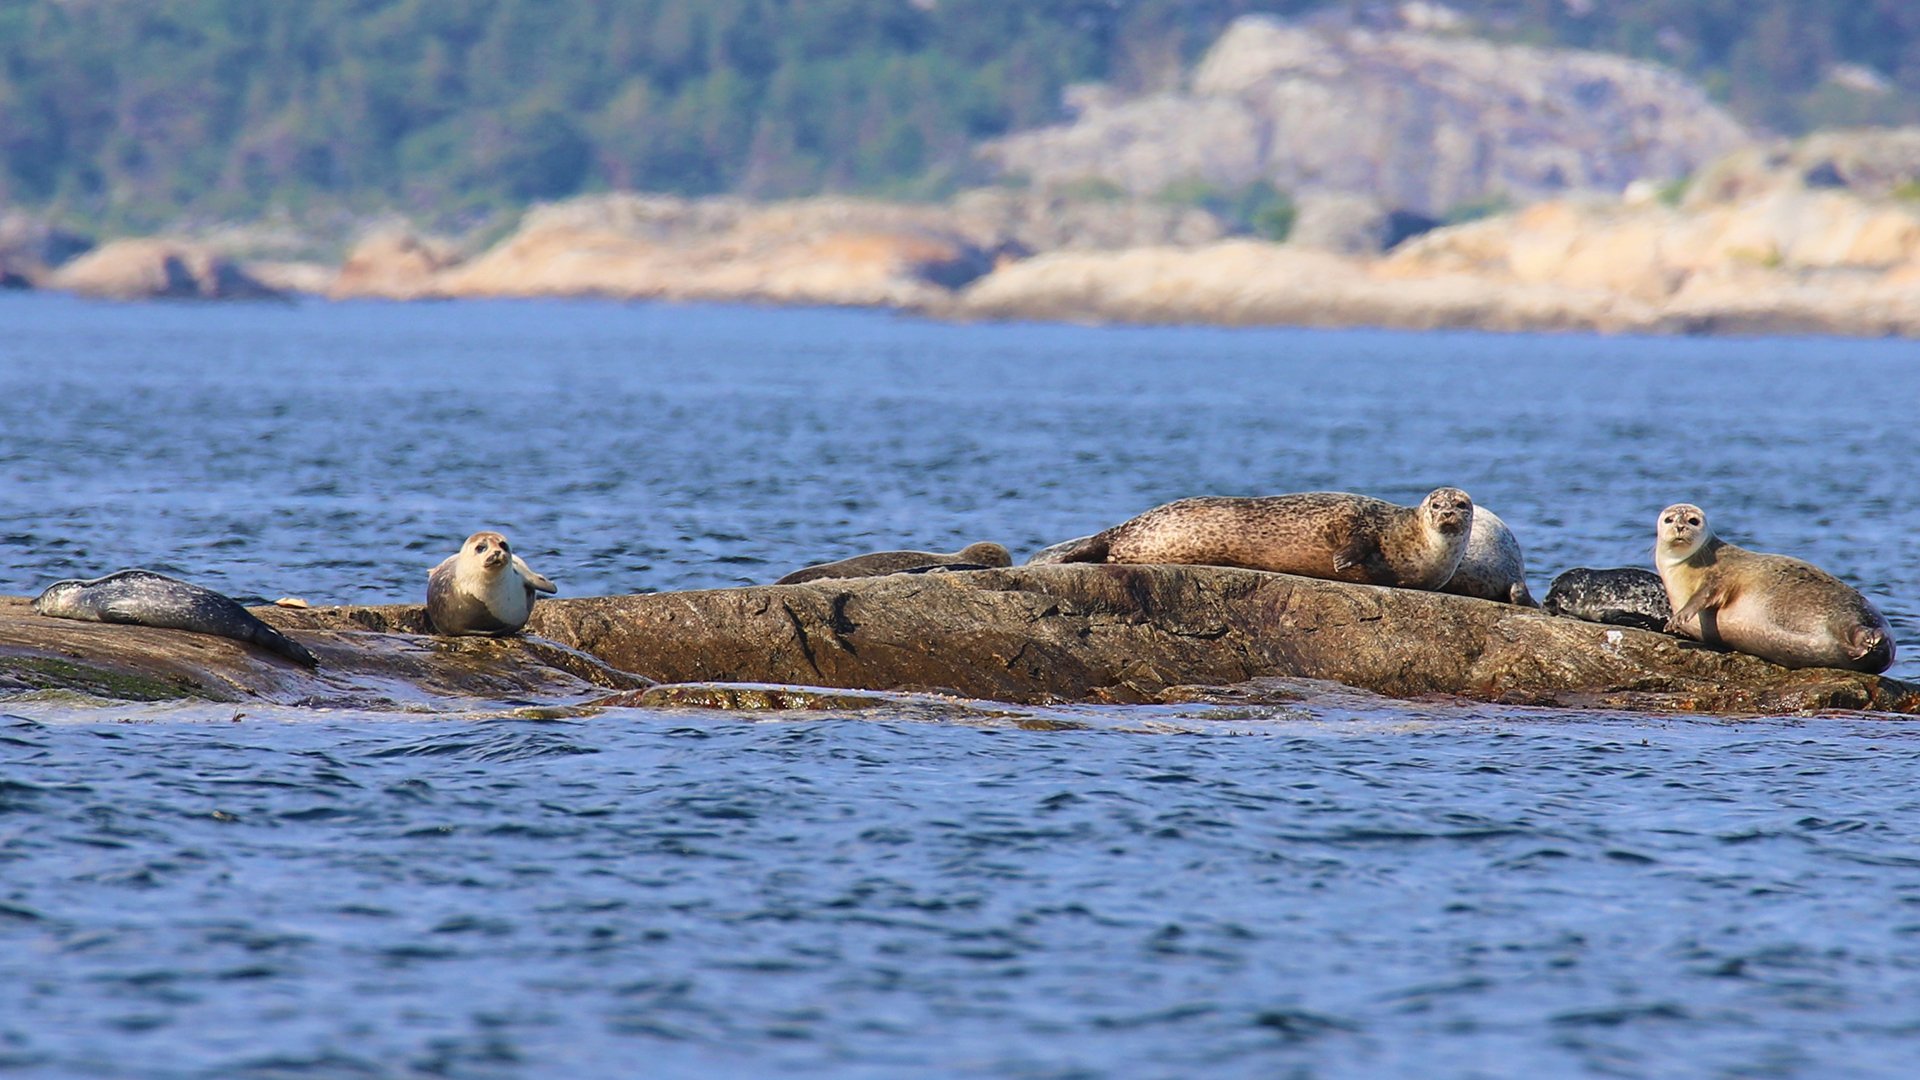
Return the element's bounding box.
[1050,488,1475,590]
[776,542,1011,585]
[1438,507,1537,606]
[426,531,557,636]
[1654,503,1894,673]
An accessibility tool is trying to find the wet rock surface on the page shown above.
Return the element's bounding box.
[8,566,1910,716]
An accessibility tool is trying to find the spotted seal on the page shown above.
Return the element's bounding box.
[775,542,1011,585]
[1540,567,1672,631]
[1654,503,1894,673]
[426,531,557,636]
[32,569,317,666]
[1438,507,1536,606]
[1047,488,1475,590]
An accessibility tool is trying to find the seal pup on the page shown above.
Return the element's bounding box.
[1540,568,1671,631]
[1049,488,1475,590]
[33,569,317,667]
[1654,503,1895,673]
[426,531,557,636]
[775,542,1011,585]
[1438,507,1537,606]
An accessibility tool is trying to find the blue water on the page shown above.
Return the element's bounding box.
[4,294,1920,1077]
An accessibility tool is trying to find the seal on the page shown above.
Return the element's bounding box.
[426,531,557,636]
[1654,503,1895,673]
[1049,488,1475,590]
[32,569,317,667]
[1438,507,1537,606]
[776,542,1011,585]
[1540,567,1671,631]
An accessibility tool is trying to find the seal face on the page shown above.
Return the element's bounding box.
[1049,487,1474,590]
[1540,567,1671,631]
[776,542,1012,585]
[32,569,317,666]
[1654,503,1895,673]
[426,531,557,636]
[1438,507,1537,606]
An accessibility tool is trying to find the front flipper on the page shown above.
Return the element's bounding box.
[513,555,558,594]
[1666,581,1730,639]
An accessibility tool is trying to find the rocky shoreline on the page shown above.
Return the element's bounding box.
[4,566,1915,719]
[8,127,1919,338]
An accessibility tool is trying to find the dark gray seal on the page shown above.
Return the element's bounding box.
[1540,567,1672,631]
[776,542,1012,585]
[1047,488,1475,590]
[33,569,317,667]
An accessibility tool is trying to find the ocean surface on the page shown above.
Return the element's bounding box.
[3,293,1919,1077]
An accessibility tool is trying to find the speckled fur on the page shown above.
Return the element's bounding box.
[1438,508,1536,606]
[1654,503,1894,673]
[777,542,1011,585]
[1541,567,1671,631]
[1054,488,1474,590]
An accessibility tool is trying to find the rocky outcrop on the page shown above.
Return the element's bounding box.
[981,15,1753,218]
[9,567,1912,717]
[48,238,284,300]
[327,228,462,299]
[0,213,92,287]
[952,180,1920,337]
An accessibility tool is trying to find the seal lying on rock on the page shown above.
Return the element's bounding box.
[1541,568,1671,631]
[33,569,318,666]
[1025,535,1096,566]
[1438,507,1536,606]
[776,542,1011,585]
[1655,503,1895,673]
[1047,488,1475,590]
[427,531,557,636]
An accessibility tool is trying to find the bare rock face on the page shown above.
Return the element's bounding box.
[981,15,1753,218]
[0,213,92,287]
[329,228,462,300]
[6,568,1914,716]
[1687,128,1920,209]
[427,194,999,307]
[48,238,284,301]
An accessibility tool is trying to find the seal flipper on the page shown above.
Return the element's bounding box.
[1051,534,1112,564]
[246,621,318,667]
[513,555,557,594]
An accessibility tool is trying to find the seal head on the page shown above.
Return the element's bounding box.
[426,531,557,636]
[1654,503,1894,673]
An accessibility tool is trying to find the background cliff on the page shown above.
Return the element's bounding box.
[3,0,1919,235]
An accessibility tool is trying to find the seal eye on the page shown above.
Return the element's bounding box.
[475,541,488,553]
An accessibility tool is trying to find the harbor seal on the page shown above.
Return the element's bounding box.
[775,542,1011,585]
[32,569,317,667]
[1540,567,1671,631]
[1654,503,1895,673]
[426,531,557,636]
[1438,507,1537,606]
[1049,488,1475,590]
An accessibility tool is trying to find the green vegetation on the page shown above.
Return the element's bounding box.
[1441,193,1514,226]
[0,0,1916,230]
[1156,177,1296,241]
[1656,176,1692,207]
